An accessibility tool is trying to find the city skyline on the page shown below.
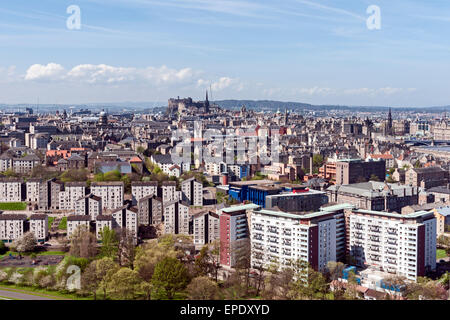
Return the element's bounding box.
[1,0,450,106]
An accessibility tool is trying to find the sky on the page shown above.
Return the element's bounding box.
[0,0,450,107]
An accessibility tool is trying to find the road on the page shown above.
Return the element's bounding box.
[0,288,63,300]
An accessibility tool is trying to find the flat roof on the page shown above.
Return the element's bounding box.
[354,208,433,219]
[221,203,261,213]
[254,208,333,221]
[266,189,326,198]
[320,203,355,212]
[229,180,275,187]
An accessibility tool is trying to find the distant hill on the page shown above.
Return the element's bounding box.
[2,100,450,114]
[213,100,450,113]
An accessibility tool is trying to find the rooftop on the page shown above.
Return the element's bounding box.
[221,203,261,213]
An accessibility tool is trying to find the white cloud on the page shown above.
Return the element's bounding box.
[197,76,244,92]
[25,63,65,81]
[23,63,201,86]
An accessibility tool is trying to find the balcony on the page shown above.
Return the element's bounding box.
[387,228,397,235]
[386,259,397,265]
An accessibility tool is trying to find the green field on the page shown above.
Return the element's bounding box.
[58,217,67,230]
[437,249,448,260]
[48,217,55,230]
[0,251,66,259]
[0,202,27,211]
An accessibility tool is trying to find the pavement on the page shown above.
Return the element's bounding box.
[0,287,64,300]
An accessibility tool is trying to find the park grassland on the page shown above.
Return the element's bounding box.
[0,202,27,211]
[48,216,55,230]
[437,249,448,260]
[58,217,67,230]
[0,251,66,259]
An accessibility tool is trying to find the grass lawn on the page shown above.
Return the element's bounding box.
[58,217,67,230]
[48,217,55,229]
[437,249,448,260]
[36,251,66,256]
[0,251,66,259]
[0,202,27,211]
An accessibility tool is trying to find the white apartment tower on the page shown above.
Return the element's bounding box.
[59,182,86,211]
[91,181,124,211]
[163,200,190,235]
[181,177,203,207]
[347,208,436,282]
[131,181,158,205]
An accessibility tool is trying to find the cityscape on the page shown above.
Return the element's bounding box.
[0,0,450,307]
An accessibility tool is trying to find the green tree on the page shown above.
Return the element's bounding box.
[186,276,219,300]
[96,257,120,299]
[12,232,37,253]
[109,267,141,300]
[99,227,119,259]
[81,261,100,299]
[60,169,89,182]
[69,225,98,259]
[313,154,324,170]
[343,270,360,300]
[103,169,122,181]
[134,241,178,282]
[405,277,448,300]
[152,257,189,299]
[136,146,146,154]
[194,245,211,277]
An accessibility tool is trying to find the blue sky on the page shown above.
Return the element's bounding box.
[0,0,450,106]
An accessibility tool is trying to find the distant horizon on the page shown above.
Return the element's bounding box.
[1,98,450,111]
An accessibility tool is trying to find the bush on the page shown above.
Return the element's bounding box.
[0,270,8,282]
[66,256,90,271]
[12,232,37,253]
[39,275,55,289]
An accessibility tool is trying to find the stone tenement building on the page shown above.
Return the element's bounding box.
[405,167,449,189]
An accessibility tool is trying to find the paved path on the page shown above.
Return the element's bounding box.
[0,288,65,300]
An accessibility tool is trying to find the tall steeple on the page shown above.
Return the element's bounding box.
[387,107,393,135]
[205,90,210,113]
